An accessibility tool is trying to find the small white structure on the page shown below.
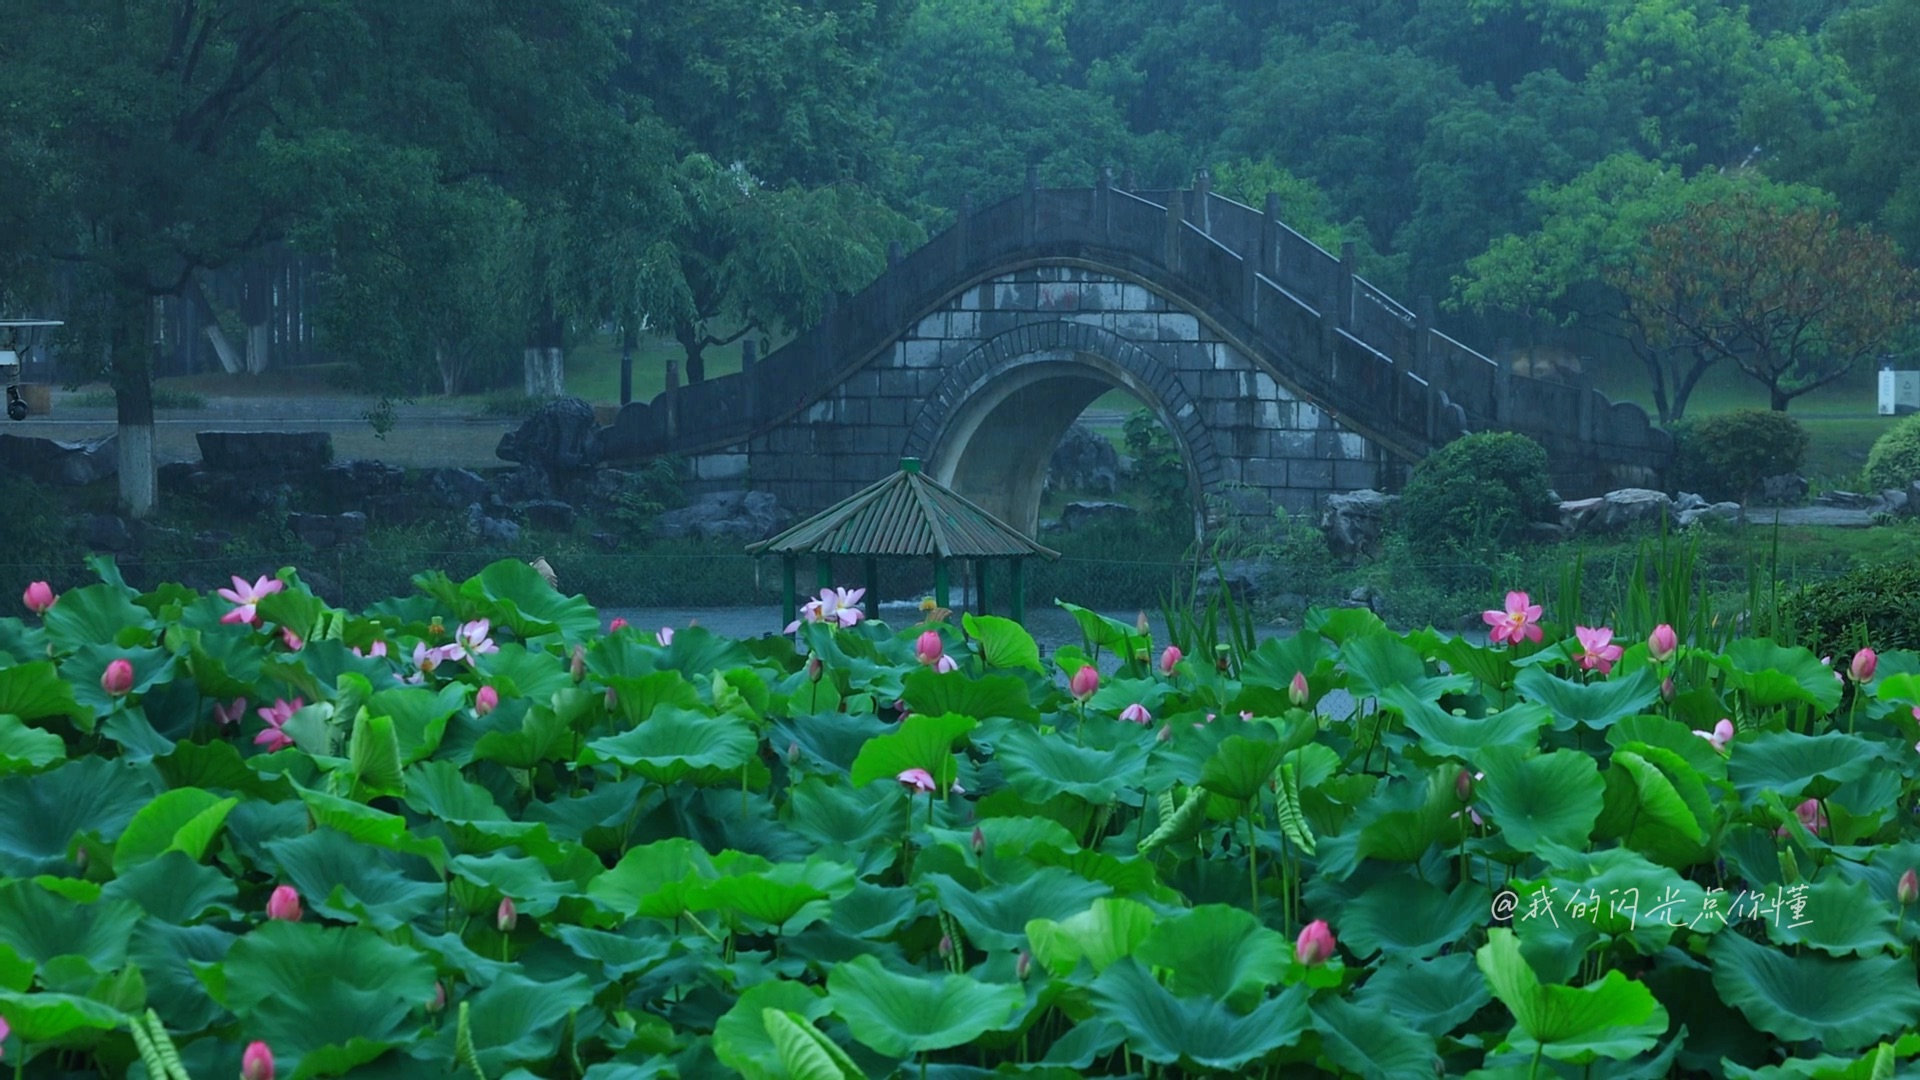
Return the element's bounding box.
[1881,364,1920,416]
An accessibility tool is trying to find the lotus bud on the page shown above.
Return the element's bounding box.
[570,646,585,684]
[429,617,444,639]
[807,655,824,683]
[1660,677,1676,703]
[971,825,985,857]
[917,630,944,666]
[1852,648,1878,683]
[1648,623,1678,663]
[1136,611,1149,635]
[1156,723,1173,742]
[787,742,801,765]
[101,658,134,697]
[1289,671,1309,708]
[475,685,499,717]
[429,981,446,1013]
[281,627,304,652]
[1902,869,1919,907]
[74,847,88,873]
[1215,644,1232,672]
[608,617,628,632]
[1070,665,1099,700]
[1016,950,1032,981]
[22,580,55,614]
[1295,919,1336,967]
[266,885,301,922]
[938,934,953,958]
[655,626,674,647]
[497,897,517,933]
[1133,649,1149,667]
[1119,703,1151,725]
[605,687,618,711]
[242,1041,275,1080]
[1160,646,1182,675]
[1455,768,1474,804]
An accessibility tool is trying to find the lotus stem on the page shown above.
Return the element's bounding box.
[1246,802,1259,918]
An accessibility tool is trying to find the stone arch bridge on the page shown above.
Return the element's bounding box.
[600,171,1671,536]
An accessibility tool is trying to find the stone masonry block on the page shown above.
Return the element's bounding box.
[1333,459,1378,490]
[1288,459,1334,488]
[1157,313,1201,342]
[902,340,943,368]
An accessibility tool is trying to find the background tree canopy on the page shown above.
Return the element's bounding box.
[3,0,1918,514]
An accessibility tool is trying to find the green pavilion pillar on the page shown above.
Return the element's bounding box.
[863,556,879,620]
[781,555,797,630]
[933,559,950,610]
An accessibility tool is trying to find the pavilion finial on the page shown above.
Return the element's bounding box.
[899,457,921,474]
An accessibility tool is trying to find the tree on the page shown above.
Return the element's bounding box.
[1453,153,1832,422]
[1612,191,1920,411]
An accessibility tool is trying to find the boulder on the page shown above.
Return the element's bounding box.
[196,430,333,471]
[1045,423,1120,497]
[1674,492,1707,512]
[1590,488,1674,533]
[1677,501,1742,529]
[1320,489,1397,560]
[494,465,555,505]
[1196,559,1266,603]
[519,500,577,532]
[288,511,368,550]
[1344,584,1385,614]
[0,433,117,486]
[1882,488,1912,516]
[465,503,522,546]
[364,493,427,526]
[1060,501,1138,531]
[1757,472,1809,506]
[652,490,786,543]
[316,459,405,509]
[423,467,491,509]
[1558,497,1604,534]
[1816,489,1879,510]
[86,513,134,553]
[496,396,600,470]
[590,531,622,552]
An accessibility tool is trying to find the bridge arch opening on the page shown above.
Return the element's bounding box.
[923,349,1207,542]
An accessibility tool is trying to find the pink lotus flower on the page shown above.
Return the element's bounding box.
[242,1041,275,1080]
[1574,626,1624,675]
[1119,703,1152,725]
[0,1014,9,1059]
[1482,591,1544,646]
[934,654,959,674]
[1070,666,1099,700]
[217,575,284,626]
[1776,798,1828,838]
[280,627,304,652]
[350,640,389,659]
[1822,655,1844,683]
[1295,920,1336,966]
[266,885,302,922]
[497,897,517,933]
[1160,646,1182,675]
[896,768,938,793]
[475,685,499,717]
[785,587,867,633]
[1289,671,1310,708]
[1901,869,1919,907]
[656,626,674,647]
[213,698,248,727]
[101,658,134,697]
[253,697,303,752]
[608,617,628,632]
[1852,648,1878,683]
[917,631,945,666]
[22,581,55,614]
[1694,718,1736,753]
[441,619,497,664]
[1648,624,1678,663]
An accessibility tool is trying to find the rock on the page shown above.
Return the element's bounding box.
[424,467,491,509]
[1558,497,1604,533]
[1320,489,1397,560]
[0,433,118,485]
[1046,423,1121,497]
[288,511,368,550]
[590,531,622,552]
[494,465,555,505]
[519,500,577,531]
[364,493,426,526]
[1678,502,1742,529]
[196,431,333,471]
[1038,519,1065,534]
[1196,559,1265,603]
[135,522,184,551]
[1757,472,1808,506]
[1059,501,1138,531]
[86,513,133,553]
[496,396,600,470]
[1816,489,1879,510]
[1344,584,1385,614]
[1882,489,1912,516]
[465,503,522,546]
[1590,488,1674,533]
[652,490,786,543]
[1674,492,1707,512]
[317,459,405,509]
[1745,507,1877,528]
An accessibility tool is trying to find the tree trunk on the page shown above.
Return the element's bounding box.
[1770,385,1791,411]
[675,323,707,386]
[245,322,271,374]
[1667,348,1714,423]
[620,322,637,405]
[523,307,565,398]
[114,291,158,519]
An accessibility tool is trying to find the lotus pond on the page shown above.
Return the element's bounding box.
[4,558,1920,1079]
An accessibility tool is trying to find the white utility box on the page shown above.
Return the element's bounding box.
[1881,367,1920,415]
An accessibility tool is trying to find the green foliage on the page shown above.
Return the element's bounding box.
[1121,409,1191,537]
[1864,413,1920,491]
[1670,409,1810,502]
[1394,432,1557,562]
[1792,560,1920,656]
[4,557,1920,1074]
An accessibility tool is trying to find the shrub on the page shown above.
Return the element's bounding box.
[1792,558,1920,656]
[1394,431,1556,559]
[1864,413,1920,491]
[1668,409,1807,502]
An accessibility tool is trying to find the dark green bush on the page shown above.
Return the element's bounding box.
[1792,559,1920,656]
[1669,409,1808,502]
[1864,413,1920,491]
[1393,431,1557,560]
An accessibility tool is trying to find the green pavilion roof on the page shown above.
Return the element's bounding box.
[746,459,1060,561]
